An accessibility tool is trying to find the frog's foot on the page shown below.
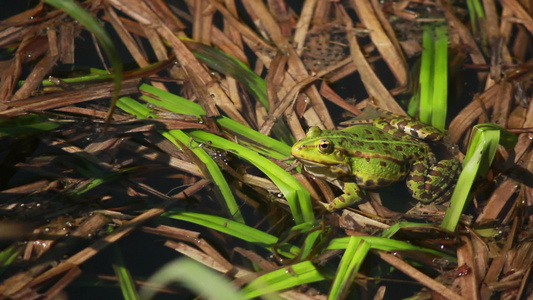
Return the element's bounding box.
[324,181,366,212]
[407,157,461,203]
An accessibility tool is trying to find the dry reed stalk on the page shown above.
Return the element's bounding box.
[244,0,335,129]
[0,78,141,117]
[344,11,404,114]
[455,235,480,299]
[378,251,463,300]
[20,179,210,294]
[352,0,408,86]
[499,0,533,34]
[475,179,519,224]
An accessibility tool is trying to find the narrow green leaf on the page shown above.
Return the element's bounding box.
[298,229,324,260]
[432,25,448,130]
[112,246,139,300]
[441,124,508,231]
[418,24,448,130]
[188,130,314,224]
[73,167,138,195]
[381,222,452,239]
[164,210,300,258]
[140,258,246,300]
[329,238,370,300]
[0,246,23,276]
[327,236,455,261]
[0,114,60,137]
[139,84,291,158]
[242,261,326,299]
[418,27,435,124]
[116,97,245,223]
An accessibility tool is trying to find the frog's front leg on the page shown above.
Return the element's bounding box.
[323,179,366,212]
[407,157,461,203]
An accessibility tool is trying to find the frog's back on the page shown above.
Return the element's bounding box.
[338,125,427,159]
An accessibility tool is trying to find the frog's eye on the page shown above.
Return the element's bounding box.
[317,140,333,154]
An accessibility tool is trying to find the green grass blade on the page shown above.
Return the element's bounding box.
[0,114,60,137]
[0,245,23,277]
[431,25,448,130]
[441,124,516,231]
[139,84,291,158]
[29,62,167,88]
[298,228,324,260]
[418,24,448,130]
[418,27,435,124]
[188,130,314,224]
[116,97,245,223]
[242,261,326,299]
[327,236,455,261]
[466,0,486,34]
[73,167,139,195]
[165,130,245,223]
[164,210,301,258]
[465,0,478,34]
[441,141,486,231]
[45,0,123,126]
[381,221,452,239]
[329,238,370,300]
[112,246,139,300]
[140,257,246,300]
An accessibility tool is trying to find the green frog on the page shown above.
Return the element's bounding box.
[291,111,461,212]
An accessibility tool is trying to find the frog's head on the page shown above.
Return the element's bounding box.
[291,127,351,177]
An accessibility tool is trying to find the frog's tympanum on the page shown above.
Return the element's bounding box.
[291,111,461,212]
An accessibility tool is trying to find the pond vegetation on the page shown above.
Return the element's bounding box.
[0,0,532,299]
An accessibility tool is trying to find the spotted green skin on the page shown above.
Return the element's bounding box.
[291,114,461,212]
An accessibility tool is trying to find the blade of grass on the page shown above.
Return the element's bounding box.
[112,246,139,300]
[327,236,455,261]
[381,221,453,239]
[163,210,301,258]
[188,130,314,224]
[418,26,434,124]
[441,124,516,231]
[466,0,486,35]
[418,24,448,130]
[116,97,245,224]
[298,227,326,260]
[140,257,246,300]
[0,245,23,277]
[73,167,140,195]
[329,238,370,300]
[29,61,167,88]
[45,0,123,129]
[0,114,60,137]
[139,84,291,158]
[242,261,327,299]
[431,25,448,129]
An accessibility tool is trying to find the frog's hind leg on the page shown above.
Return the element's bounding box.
[373,116,445,142]
[407,157,462,203]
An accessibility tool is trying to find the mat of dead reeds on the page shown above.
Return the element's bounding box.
[0,0,531,299]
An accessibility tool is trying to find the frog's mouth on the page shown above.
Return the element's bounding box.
[294,158,329,166]
[296,159,351,178]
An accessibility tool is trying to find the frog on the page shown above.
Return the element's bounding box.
[291,111,461,212]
